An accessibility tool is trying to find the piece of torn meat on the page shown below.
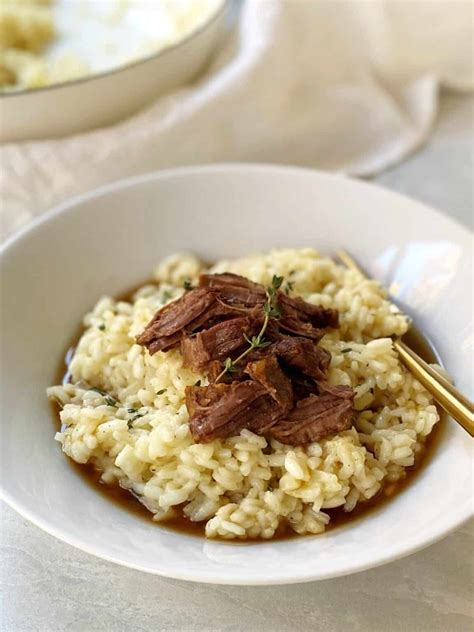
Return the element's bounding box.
[318,382,355,398]
[186,381,284,442]
[136,288,215,353]
[245,355,293,413]
[199,272,266,307]
[278,293,338,341]
[275,337,331,381]
[181,316,263,372]
[136,288,255,355]
[279,293,339,328]
[271,386,354,444]
[288,374,321,402]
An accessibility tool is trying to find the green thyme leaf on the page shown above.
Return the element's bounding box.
[269,305,282,319]
[341,348,352,353]
[183,278,193,290]
[223,357,237,373]
[284,281,294,295]
[98,324,106,331]
[156,388,167,395]
[271,275,284,290]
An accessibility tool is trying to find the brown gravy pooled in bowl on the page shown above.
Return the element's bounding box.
[51,283,445,541]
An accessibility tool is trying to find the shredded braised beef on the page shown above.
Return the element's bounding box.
[180,315,263,372]
[199,272,266,306]
[271,387,354,444]
[136,288,215,353]
[245,355,293,413]
[277,293,339,341]
[274,337,330,381]
[186,381,284,442]
[137,271,353,445]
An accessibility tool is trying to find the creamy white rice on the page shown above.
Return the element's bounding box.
[47,249,440,539]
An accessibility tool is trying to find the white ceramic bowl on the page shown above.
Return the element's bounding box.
[0,165,472,585]
[0,1,228,143]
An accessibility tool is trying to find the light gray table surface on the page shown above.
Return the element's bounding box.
[1,93,473,632]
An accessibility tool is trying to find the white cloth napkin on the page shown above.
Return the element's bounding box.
[1,0,472,241]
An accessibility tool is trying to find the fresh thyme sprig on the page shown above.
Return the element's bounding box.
[214,275,284,383]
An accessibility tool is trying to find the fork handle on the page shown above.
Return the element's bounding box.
[395,339,474,436]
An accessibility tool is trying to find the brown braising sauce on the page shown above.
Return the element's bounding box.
[51,281,445,541]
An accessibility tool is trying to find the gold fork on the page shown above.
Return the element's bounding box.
[336,249,474,437]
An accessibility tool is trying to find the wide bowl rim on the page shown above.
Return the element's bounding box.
[1,163,472,585]
[2,483,470,585]
[1,163,471,257]
[0,0,229,99]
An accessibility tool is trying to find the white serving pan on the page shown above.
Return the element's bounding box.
[0,0,229,143]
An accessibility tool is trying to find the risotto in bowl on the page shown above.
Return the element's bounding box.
[0,165,472,583]
[47,249,440,541]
